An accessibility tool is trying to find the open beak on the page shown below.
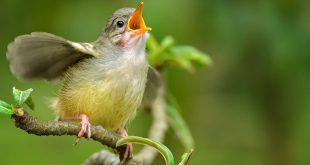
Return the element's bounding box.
[128,2,151,35]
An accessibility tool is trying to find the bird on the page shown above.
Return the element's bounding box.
[6,2,151,159]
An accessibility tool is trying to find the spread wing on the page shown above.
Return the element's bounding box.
[6,32,99,81]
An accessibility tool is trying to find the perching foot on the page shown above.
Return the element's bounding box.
[117,128,133,161]
[76,114,91,144]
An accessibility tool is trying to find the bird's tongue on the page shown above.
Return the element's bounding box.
[128,2,151,35]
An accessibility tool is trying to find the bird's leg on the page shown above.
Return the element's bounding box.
[117,128,133,160]
[62,114,91,143]
[76,114,91,143]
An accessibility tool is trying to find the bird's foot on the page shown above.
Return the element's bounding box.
[117,128,133,161]
[76,114,91,144]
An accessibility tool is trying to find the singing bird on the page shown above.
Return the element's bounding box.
[6,3,152,158]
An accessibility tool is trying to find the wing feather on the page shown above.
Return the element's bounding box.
[6,32,97,80]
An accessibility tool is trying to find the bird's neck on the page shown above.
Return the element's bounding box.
[95,33,149,62]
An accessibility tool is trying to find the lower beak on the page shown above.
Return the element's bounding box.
[128,2,151,35]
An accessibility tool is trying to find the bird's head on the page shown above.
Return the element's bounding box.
[102,2,151,49]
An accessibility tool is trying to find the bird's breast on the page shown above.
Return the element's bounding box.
[56,52,148,130]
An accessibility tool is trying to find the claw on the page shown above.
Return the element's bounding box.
[117,128,133,161]
[75,114,91,144]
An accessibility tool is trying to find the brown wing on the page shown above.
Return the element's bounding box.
[6,32,98,81]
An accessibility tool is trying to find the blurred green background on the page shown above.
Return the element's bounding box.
[0,0,310,165]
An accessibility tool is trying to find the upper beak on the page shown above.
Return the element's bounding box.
[128,2,151,35]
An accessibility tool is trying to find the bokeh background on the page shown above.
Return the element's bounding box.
[0,0,310,165]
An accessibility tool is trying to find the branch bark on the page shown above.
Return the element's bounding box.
[13,113,118,147]
[12,112,141,164]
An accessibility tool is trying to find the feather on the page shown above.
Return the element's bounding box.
[6,32,95,80]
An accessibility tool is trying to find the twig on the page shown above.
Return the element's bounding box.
[12,112,141,165]
[135,82,168,164]
[13,112,118,147]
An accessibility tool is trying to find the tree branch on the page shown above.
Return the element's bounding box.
[135,81,168,164]
[13,112,118,147]
[12,112,141,164]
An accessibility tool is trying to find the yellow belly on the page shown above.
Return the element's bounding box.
[56,77,145,130]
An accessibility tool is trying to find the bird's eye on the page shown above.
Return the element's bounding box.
[116,21,124,28]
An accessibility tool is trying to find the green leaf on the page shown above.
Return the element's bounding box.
[149,36,175,66]
[25,97,35,110]
[0,100,14,115]
[116,136,175,165]
[167,46,212,72]
[12,87,34,108]
[167,96,195,151]
[147,35,212,71]
[171,46,212,67]
[178,149,194,165]
[161,36,175,48]
[165,54,194,72]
